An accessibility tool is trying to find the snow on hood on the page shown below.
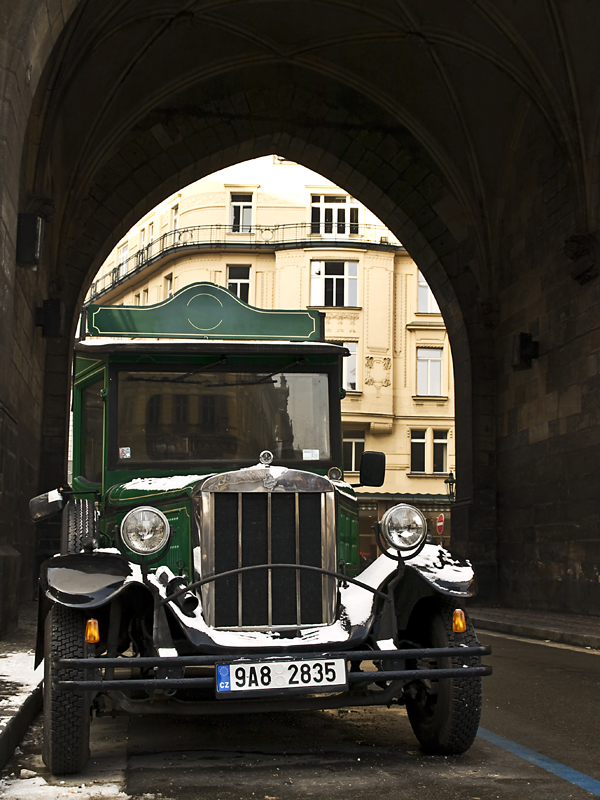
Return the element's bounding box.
[120,475,207,492]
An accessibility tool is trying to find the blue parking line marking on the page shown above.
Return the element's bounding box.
[478,728,600,797]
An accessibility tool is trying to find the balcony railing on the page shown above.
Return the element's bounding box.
[88,222,403,301]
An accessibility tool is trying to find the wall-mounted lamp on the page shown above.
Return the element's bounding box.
[445,471,456,502]
[511,332,539,371]
[16,213,44,268]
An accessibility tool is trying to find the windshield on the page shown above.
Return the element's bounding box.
[115,368,331,465]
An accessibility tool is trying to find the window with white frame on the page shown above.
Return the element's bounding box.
[433,430,448,473]
[343,429,365,472]
[231,193,253,232]
[310,261,358,307]
[310,195,359,236]
[411,429,426,472]
[227,265,250,302]
[134,293,140,306]
[417,270,440,313]
[164,273,173,299]
[148,222,154,241]
[117,243,128,278]
[143,288,149,305]
[411,428,450,474]
[416,347,443,396]
[171,205,179,231]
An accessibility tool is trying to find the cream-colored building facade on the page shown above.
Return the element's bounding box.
[89,156,455,559]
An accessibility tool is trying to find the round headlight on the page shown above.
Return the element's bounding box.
[379,504,427,551]
[120,506,170,555]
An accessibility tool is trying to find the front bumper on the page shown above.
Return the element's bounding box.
[54,645,492,714]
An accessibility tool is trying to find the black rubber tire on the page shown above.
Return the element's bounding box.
[61,499,96,554]
[42,605,91,774]
[405,598,482,755]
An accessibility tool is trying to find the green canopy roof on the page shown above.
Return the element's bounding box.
[85,282,323,341]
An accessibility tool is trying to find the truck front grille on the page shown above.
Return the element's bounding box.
[197,467,336,629]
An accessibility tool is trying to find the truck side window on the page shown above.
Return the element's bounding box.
[82,379,104,483]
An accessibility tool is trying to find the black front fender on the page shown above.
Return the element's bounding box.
[35,553,135,667]
[40,552,133,608]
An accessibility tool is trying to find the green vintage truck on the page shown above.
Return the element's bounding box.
[30,283,490,775]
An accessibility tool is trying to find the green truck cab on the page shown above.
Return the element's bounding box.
[31,283,490,775]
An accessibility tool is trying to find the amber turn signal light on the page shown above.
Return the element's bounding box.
[452,608,467,633]
[85,618,100,644]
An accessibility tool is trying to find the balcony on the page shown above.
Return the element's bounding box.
[88,222,404,301]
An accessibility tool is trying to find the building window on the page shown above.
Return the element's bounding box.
[311,194,359,235]
[117,244,128,278]
[417,270,440,313]
[343,430,365,472]
[164,273,173,299]
[310,261,358,307]
[148,222,154,241]
[411,429,450,474]
[143,288,149,305]
[139,228,146,249]
[416,347,443,396]
[433,430,448,473]
[171,204,179,231]
[134,293,140,306]
[231,193,252,232]
[228,265,250,302]
[411,429,426,473]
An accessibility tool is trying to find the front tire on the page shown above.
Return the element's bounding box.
[405,599,482,755]
[43,605,91,774]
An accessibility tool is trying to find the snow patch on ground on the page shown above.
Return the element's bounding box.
[0,777,129,799]
[0,651,41,718]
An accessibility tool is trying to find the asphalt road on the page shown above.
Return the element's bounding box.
[1,631,599,800]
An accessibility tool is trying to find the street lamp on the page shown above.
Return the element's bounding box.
[445,471,456,502]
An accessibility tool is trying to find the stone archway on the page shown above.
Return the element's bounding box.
[25,67,495,598]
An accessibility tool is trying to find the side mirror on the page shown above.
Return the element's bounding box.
[29,489,64,521]
[359,451,386,487]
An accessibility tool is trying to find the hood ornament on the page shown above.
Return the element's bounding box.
[259,450,274,466]
[259,450,276,490]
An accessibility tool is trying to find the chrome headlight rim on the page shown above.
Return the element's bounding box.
[119,505,171,560]
[379,503,427,553]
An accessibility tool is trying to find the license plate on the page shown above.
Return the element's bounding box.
[216,658,347,696]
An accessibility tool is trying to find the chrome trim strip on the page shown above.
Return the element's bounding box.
[324,491,337,624]
[237,492,243,628]
[203,466,331,494]
[267,493,272,627]
[295,493,301,626]
[200,490,215,626]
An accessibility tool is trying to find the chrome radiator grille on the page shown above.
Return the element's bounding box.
[197,467,336,629]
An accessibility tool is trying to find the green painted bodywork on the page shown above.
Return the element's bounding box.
[86,282,323,341]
